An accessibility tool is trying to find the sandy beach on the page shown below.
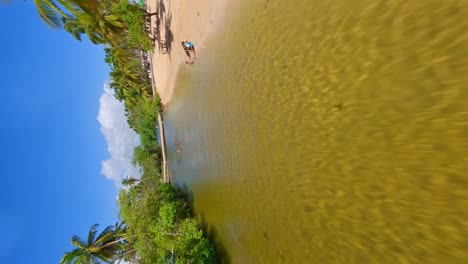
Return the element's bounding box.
[146,0,227,104]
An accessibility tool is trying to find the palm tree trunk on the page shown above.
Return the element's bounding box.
[96,238,127,251]
[145,11,158,17]
[115,249,137,258]
[112,249,138,263]
[163,232,180,236]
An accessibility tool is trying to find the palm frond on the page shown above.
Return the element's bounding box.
[33,0,62,28]
[87,224,99,246]
[114,221,127,233]
[94,224,115,244]
[71,235,88,249]
[73,253,87,264]
[60,248,84,264]
[93,232,117,248]
[62,16,85,41]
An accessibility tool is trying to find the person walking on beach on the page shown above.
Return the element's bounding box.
[181,41,196,64]
[185,41,196,59]
[181,41,192,64]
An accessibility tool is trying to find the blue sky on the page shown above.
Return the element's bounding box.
[0,2,123,263]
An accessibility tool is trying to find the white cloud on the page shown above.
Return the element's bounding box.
[97,82,142,187]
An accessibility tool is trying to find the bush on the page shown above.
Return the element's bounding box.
[119,183,217,263]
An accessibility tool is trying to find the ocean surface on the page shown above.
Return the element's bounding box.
[163,0,468,262]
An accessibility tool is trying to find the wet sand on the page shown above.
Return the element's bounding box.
[146,0,227,104]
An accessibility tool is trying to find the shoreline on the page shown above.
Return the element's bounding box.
[147,0,228,105]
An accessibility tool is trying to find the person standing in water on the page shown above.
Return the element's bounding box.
[175,140,181,155]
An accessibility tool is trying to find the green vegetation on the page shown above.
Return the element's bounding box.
[119,181,216,264]
[19,0,218,263]
[118,97,216,264]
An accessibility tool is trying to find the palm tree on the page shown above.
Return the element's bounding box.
[32,0,68,28]
[113,221,127,236]
[32,0,126,44]
[105,46,136,69]
[121,176,140,188]
[32,0,94,27]
[62,16,85,41]
[60,224,125,264]
[78,12,126,45]
[110,221,138,263]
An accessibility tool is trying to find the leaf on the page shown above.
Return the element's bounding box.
[33,0,62,28]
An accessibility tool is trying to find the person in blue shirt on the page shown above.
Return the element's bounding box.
[181,40,196,64]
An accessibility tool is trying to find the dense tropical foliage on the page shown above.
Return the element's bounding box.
[11,0,219,263]
[119,178,216,264]
[32,0,155,109]
[117,96,216,263]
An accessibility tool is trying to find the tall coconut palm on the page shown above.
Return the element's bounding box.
[60,224,125,264]
[122,176,140,188]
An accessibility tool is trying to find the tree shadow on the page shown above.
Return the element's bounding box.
[198,213,231,264]
[152,0,165,54]
[178,183,194,205]
[157,0,166,20]
[165,12,174,54]
[177,183,231,263]
[154,0,173,59]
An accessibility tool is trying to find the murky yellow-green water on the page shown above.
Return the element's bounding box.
[164,0,468,262]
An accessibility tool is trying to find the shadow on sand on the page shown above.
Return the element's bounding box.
[154,0,174,58]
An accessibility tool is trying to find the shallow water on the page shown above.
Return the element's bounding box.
[163,0,468,262]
